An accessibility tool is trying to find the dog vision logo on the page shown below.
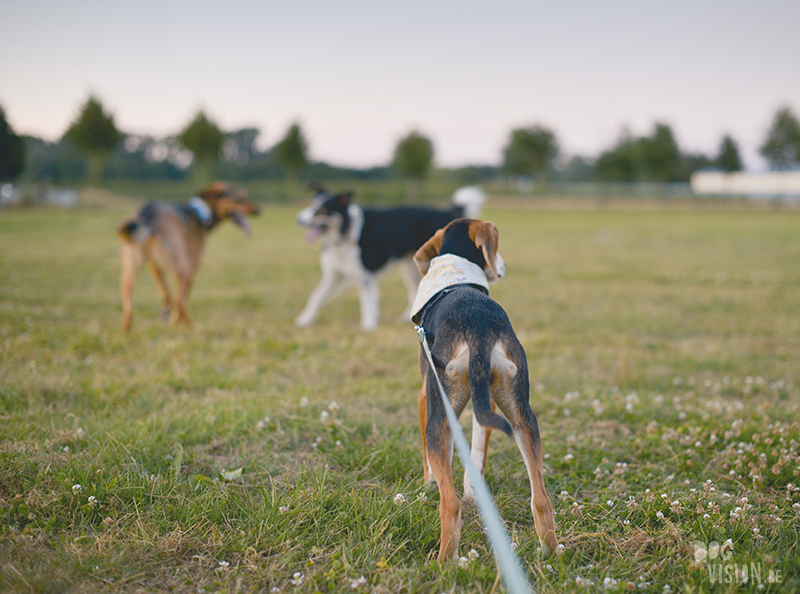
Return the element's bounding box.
[692,539,782,586]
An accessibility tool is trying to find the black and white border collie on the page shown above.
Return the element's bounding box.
[295,185,485,330]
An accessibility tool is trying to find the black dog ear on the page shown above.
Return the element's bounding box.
[336,192,354,207]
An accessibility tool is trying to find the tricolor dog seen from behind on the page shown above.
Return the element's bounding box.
[411,218,558,561]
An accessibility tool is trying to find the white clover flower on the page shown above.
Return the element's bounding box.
[76,427,85,439]
[575,576,588,588]
[87,496,97,508]
[279,506,289,514]
[63,446,71,453]
[468,549,479,561]
[270,588,280,593]
[257,416,271,429]
[72,484,82,495]
[290,572,304,586]
[299,397,309,408]
[606,499,614,507]
[656,511,665,520]
[328,400,341,411]
[218,560,230,569]
[320,411,330,422]
[416,492,427,503]
[458,556,470,569]
[564,453,575,462]
[693,543,708,563]
[393,493,406,505]
[603,577,617,588]
[555,544,566,556]
[348,576,366,589]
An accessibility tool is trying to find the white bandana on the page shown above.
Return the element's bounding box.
[410,254,490,323]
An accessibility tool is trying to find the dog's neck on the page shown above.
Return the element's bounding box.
[410,254,490,324]
[188,197,214,228]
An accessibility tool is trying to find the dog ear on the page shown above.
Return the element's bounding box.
[336,192,353,207]
[470,221,500,280]
[198,182,231,202]
[414,228,445,275]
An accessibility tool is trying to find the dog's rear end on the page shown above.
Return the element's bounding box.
[412,219,557,560]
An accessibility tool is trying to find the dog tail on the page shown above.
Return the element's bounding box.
[117,218,150,244]
[451,186,485,219]
[469,339,513,437]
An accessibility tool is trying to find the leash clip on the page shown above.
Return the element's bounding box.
[414,325,426,345]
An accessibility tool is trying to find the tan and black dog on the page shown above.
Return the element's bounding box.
[410,218,557,561]
[117,182,259,331]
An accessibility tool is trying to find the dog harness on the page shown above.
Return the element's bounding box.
[188,197,213,227]
[410,253,490,324]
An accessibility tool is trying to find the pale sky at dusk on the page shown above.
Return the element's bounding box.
[1,0,798,170]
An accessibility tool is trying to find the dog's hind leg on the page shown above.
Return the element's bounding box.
[398,258,422,321]
[172,272,194,329]
[513,410,558,553]
[463,401,495,504]
[120,243,143,332]
[427,425,461,561]
[147,261,173,321]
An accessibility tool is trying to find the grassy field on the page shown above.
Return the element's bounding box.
[1,195,799,593]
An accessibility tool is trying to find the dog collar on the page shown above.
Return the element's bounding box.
[410,254,490,324]
[188,197,213,226]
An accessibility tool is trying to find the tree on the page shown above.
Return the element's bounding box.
[392,130,434,200]
[759,106,800,170]
[715,135,742,172]
[0,105,25,182]
[178,110,225,185]
[274,123,309,180]
[501,126,559,185]
[594,130,638,182]
[62,95,122,184]
[638,123,682,182]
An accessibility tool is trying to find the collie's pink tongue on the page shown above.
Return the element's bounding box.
[305,226,323,242]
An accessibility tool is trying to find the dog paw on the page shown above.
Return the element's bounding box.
[294,315,313,328]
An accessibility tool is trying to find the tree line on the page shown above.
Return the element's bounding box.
[1,95,799,190]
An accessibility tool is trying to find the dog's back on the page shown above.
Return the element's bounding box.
[359,206,462,272]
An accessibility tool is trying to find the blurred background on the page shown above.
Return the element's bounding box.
[1,0,799,204]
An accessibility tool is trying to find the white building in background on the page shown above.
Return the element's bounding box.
[691,171,800,198]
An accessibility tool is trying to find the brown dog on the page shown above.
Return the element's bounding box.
[117,182,259,331]
[410,218,557,561]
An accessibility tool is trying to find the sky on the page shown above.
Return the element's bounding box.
[1,0,798,170]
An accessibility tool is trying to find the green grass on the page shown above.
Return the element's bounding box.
[1,197,799,593]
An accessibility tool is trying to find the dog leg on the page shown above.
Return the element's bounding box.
[172,272,194,329]
[357,275,379,330]
[463,402,494,504]
[120,243,143,331]
[427,429,461,561]
[295,273,343,327]
[398,258,422,321]
[146,261,172,321]
[417,380,434,484]
[514,417,558,553]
